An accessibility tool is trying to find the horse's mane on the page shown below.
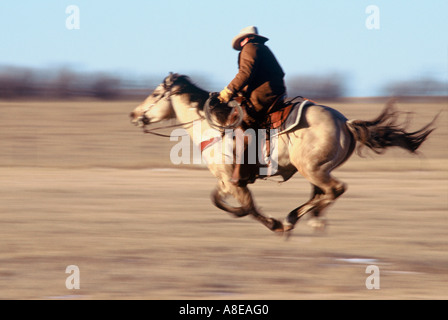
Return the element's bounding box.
[168,74,209,110]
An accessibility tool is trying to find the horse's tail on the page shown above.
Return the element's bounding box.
[346,100,439,156]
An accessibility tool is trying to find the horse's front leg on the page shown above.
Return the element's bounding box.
[211,181,284,232]
[211,186,250,218]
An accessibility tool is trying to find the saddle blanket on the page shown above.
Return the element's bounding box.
[270,98,315,137]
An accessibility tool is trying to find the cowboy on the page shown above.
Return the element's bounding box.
[218,25,286,124]
[218,26,286,185]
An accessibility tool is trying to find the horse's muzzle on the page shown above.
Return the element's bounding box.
[130,112,150,127]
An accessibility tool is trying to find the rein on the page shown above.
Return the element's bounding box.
[143,120,197,137]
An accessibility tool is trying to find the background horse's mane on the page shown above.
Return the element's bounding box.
[166,73,209,110]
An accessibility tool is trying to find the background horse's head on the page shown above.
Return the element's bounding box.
[129,74,178,127]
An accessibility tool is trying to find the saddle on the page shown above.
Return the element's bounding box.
[269,104,295,129]
[227,95,312,131]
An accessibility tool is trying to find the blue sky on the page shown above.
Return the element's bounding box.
[1,0,447,96]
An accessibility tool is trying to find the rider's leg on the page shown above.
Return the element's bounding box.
[231,127,246,185]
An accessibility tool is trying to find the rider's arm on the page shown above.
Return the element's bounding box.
[219,43,259,103]
[227,43,259,94]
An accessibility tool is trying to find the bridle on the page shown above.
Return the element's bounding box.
[140,82,204,138]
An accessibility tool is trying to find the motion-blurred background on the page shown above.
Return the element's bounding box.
[0,0,447,300]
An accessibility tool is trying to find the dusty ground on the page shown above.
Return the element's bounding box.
[0,98,447,300]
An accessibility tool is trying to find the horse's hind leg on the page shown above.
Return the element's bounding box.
[284,172,346,232]
[283,186,321,231]
[283,104,352,233]
[306,185,328,231]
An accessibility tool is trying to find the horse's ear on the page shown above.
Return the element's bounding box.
[165,72,178,87]
[164,72,174,88]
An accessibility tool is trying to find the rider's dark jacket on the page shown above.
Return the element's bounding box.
[226,38,286,121]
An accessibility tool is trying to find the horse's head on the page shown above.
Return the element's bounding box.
[129,73,179,127]
[130,72,243,131]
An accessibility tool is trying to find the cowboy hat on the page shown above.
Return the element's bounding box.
[231,26,269,51]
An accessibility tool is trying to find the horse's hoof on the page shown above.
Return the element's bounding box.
[269,218,285,233]
[307,218,327,232]
[283,221,294,232]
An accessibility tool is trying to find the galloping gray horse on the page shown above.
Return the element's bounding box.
[130,73,437,233]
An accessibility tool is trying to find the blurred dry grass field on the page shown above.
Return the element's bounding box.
[0,98,447,299]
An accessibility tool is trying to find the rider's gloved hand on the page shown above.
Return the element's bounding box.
[218,87,233,103]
